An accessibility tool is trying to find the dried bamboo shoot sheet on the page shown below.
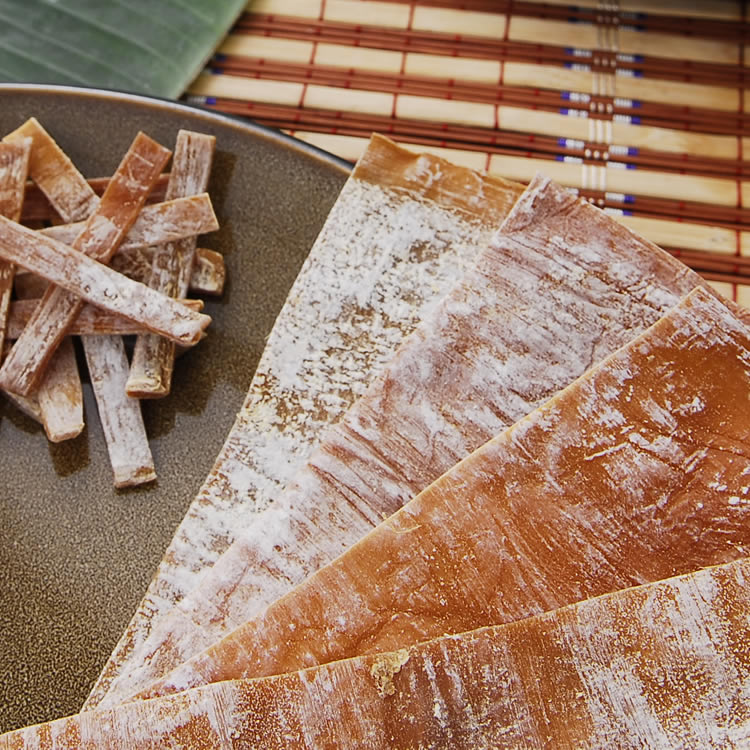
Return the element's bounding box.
[4,557,750,748]
[85,133,524,708]
[96,171,727,707]
[136,287,750,699]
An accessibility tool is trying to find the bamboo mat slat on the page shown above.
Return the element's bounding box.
[540,0,741,20]
[210,44,745,121]
[191,0,750,295]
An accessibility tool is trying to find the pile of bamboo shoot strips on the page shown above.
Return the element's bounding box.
[188,0,750,296]
[0,118,223,488]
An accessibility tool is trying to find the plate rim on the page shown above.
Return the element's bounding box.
[0,81,353,733]
[0,82,354,175]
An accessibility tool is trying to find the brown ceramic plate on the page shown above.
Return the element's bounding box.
[0,84,351,733]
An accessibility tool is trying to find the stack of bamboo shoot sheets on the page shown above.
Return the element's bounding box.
[188,0,750,302]
[6,134,750,745]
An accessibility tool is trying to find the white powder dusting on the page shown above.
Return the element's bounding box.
[89,167,496,707]
[91,173,737,711]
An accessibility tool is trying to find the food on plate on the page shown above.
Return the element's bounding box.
[0,138,31,383]
[0,130,172,395]
[0,218,211,352]
[96,172,730,705]
[3,117,98,224]
[109,245,224,295]
[7,297,204,339]
[0,118,220,486]
[35,336,83,442]
[127,128,216,399]
[86,133,524,707]
[3,124,750,744]
[38,193,218,253]
[84,328,158,488]
[136,287,750,699]
[10,250,84,442]
[1,118,103,440]
[19,172,169,224]
[2,557,748,747]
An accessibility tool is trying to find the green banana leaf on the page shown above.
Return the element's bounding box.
[0,0,247,98]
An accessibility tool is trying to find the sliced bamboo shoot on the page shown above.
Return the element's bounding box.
[136,283,750,701]
[18,247,224,297]
[0,219,211,382]
[0,131,173,396]
[183,248,225,296]
[83,134,523,709]
[1,121,95,437]
[3,553,749,746]
[19,173,169,223]
[127,130,216,399]
[0,138,31,365]
[11,229,85,443]
[36,337,84,443]
[38,193,218,253]
[82,334,156,488]
[2,117,98,223]
[6,298,203,339]
[95,172,723,706]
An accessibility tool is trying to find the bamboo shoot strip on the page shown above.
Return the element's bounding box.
[96,173,719,706]
[0,141,29,219]
[183,248,225,296]
[36,337,84,443]
[0,139,30,364]
[11,273,85,443]
[4,559,749,748]
[2,118,98,223]
[110,246,225,294]
[82,328,148,484]
[13,263,84,446]
[137,287,750,702]
[0,131,172,396]
[80,139,212,483]
[32,132,176,460]
[19,173,170,223]
[0,219,210,376]
[83,334,157,488]
[39,193,218,254]
[17,247,225,297]
[1,119,97,438]
[128,130,216,399]
[6,298,204,340]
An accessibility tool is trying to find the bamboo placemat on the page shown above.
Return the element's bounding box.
[186,0,750,301]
